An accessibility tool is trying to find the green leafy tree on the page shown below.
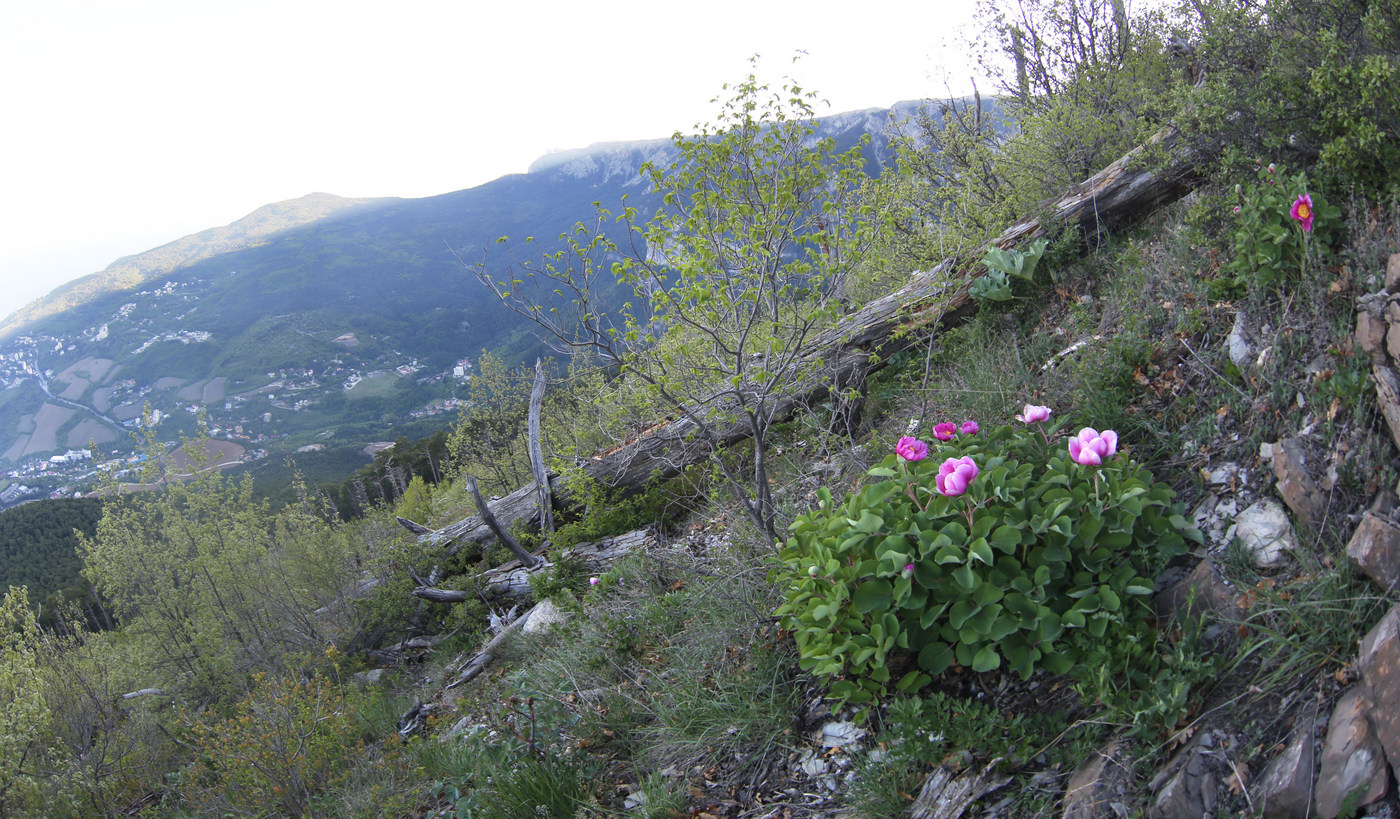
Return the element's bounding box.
[78,449,362,703]
[885,0,1179,267]
[478,66,888,542]
[448,350,534,495]
[0,586,50,817]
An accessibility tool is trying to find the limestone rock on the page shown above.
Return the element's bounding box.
[1251,729,1315,818]
[1062,739,1133,819]
[1347,509,1400,592]
[1387,252,1400,291]
[1315,686,1389,818]
[1149,732,1219,819]
[1233,499,1300,567]
[1153,559,1245,624]
[1271,438,1325,528]
[352,668,385,686]
[1358,310,1388,360]
[1357,605,1400,768]
[1228,313,1253,369]
[521,599,567,634]
[1371,364,1400,454]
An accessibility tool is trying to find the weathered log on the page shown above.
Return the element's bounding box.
[465,475,538,568]
[410,587,470,603]
[414,526,660,606]
[446,602,533,689]
[528,358,555,533]
[425,125,1202,554]
[396,516,431,535]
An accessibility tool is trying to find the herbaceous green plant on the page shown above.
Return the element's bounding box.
[773,408,1198,710]
[1224,162,1343,290]
[969,237,1050,303]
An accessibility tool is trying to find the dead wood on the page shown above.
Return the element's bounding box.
[528,358,555,533]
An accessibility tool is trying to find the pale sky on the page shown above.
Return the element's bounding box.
[0,0,985,321]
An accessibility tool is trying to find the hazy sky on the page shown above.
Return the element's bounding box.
[0,0,985,321]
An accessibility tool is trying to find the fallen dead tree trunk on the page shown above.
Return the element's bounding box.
[412,526,659,605]
[423,125,1202,555]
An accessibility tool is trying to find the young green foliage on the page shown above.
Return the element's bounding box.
[0,586,50,816]
[476,64,889,543]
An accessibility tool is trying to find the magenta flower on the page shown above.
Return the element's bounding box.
[1068,428,1119,466]
[902,563,914,577]
[936,456,978,496]
[932,422,957,441]
[896,436,929,462]
[589,576,599,585]
[1016,404,1052,424]
[1290,193,1314,233]
[960,420,980,435]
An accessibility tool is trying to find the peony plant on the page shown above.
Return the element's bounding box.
[773,411,1200,710]
[1224,161,1341,289]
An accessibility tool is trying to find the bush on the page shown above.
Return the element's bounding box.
[175,672,363,817]
[773,412,1199,710]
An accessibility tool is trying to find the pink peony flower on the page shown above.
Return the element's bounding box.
[932,422,957,441]
[936,456,978,496]
[1016,404,1052,424]
[896,436,929,462]
[1290,193,1314,233]
[1068,428,1119,466]
[960,420,980,435]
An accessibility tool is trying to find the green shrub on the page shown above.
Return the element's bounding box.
[773,414,1198,710]
[176,672,363,816]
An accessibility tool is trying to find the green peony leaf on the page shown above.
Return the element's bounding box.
[972,645,1001,672]
[852,579,893,614]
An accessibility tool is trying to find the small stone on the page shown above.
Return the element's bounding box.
[1346,510,1400,592]
[353,668,385,686]
[1386,252,1400,291]
[1315,687,1389,818]
[820,720,866,748]
[1062,739,1133,819]
[798,749,829,777]
[1228,313,1253,369]
[1206,463,1243,486]
[1272,438,1326,528]
[1153,559,1245,624]
[1234,499,1300,567]
[1358,310,1388,359]
[1260,441,1275,463]
[1251,729,1314,818]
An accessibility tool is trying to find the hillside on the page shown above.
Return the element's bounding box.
[0,193,387,336]
[3,2,1399,816]
[0,100,931,480]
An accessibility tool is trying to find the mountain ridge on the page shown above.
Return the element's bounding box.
[0,101,939,476]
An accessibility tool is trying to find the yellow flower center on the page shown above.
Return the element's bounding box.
[1297,202,1311,219]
